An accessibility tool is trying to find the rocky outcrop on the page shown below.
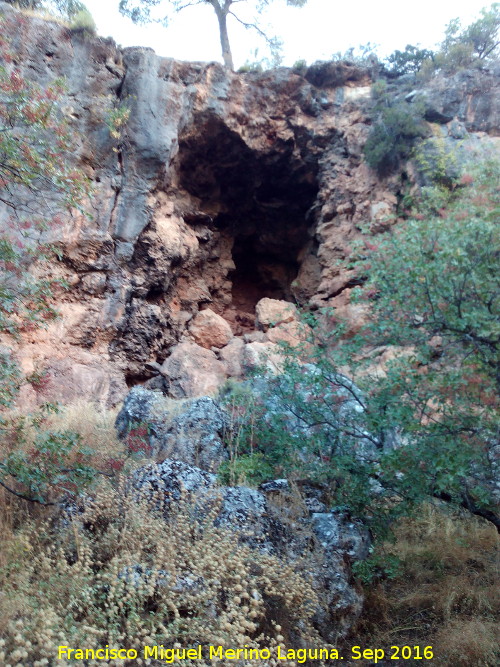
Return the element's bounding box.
[115,386,228,470]
[132,458,369,640]
[1,2,499,407]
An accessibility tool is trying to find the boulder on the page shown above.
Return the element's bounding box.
[188,308,233,349]
[132,459,368,641]
[255,298,298,331]
[160,340,227,398]
[266,319,310,346]
[219,337,245,377]
[115,386,228,471]
[242,341,283,373]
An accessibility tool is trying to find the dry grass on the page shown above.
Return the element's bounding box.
[342,504,500,666]
[0,401,131,622]
[46,400,124,466]
[17,7,69,26]
[0,479,323,666]
[0,400,127,474]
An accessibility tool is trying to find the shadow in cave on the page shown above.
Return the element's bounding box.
[177,113,320,333]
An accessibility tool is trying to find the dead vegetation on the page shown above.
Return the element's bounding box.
[0,478,323,666]
[0,402,498,665]
[342,504,500,666]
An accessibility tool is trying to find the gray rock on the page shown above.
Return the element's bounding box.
[131,460,369,641]
[419,68,500,133]
[115,387,228,471]
[132,458,217,499]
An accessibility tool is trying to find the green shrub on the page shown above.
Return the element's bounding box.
[222,153,500,542]
[69,7,96,35]
[413,133,461,187]
[292,58,308,75]
[364,101,428,175]
[237,61,264,73]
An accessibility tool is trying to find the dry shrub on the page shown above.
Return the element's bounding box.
[343,504,499,666]
[45,400,124,467]
[433,619,499,666]
[0,479,324,666]
[1,400,121,456]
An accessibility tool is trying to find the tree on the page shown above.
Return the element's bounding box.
[385,44,435,76]
[222,152,500,539]
[119,0,308,70]
[0,13,95,503]
[436,3,500,70]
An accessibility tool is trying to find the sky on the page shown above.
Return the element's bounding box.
[83,0,491,68]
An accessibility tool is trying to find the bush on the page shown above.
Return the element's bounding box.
[413,133,461,187]
[291,58,307,75]
[0,481,321,663]
[364,101,428,175]
[222,153,500,541]
[69,7,96,35]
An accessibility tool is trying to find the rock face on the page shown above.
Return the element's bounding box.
[115,386,228,471]
[1,2,499,406]
[132,458,369,640]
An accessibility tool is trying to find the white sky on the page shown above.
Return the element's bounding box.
[84,0,490,68]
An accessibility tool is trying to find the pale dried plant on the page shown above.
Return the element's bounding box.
[0,478,327,666]
[345,504,499,666]
[46,400,122,455]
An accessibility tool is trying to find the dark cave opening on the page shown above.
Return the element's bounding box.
[177,113,320,331]
[227,235,300,331]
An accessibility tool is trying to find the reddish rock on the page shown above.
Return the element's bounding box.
[255,299,298,332]
[242,341,284,374]
[189,308,233,349]
[266,320,311,347]
[160,341,227,398]
[2,3,497,407]
[219,338,245,377]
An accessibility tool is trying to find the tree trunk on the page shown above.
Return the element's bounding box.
[213,5,234,69]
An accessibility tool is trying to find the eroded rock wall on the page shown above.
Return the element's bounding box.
[1,2,498,407]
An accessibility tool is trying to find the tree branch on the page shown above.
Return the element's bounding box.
[0,478,56,505]
[228,9,271,43]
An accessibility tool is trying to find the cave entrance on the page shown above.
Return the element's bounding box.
[177,113,319,334]
[228,234,300,331]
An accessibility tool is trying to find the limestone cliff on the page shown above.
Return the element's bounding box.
[1,2,498,407]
